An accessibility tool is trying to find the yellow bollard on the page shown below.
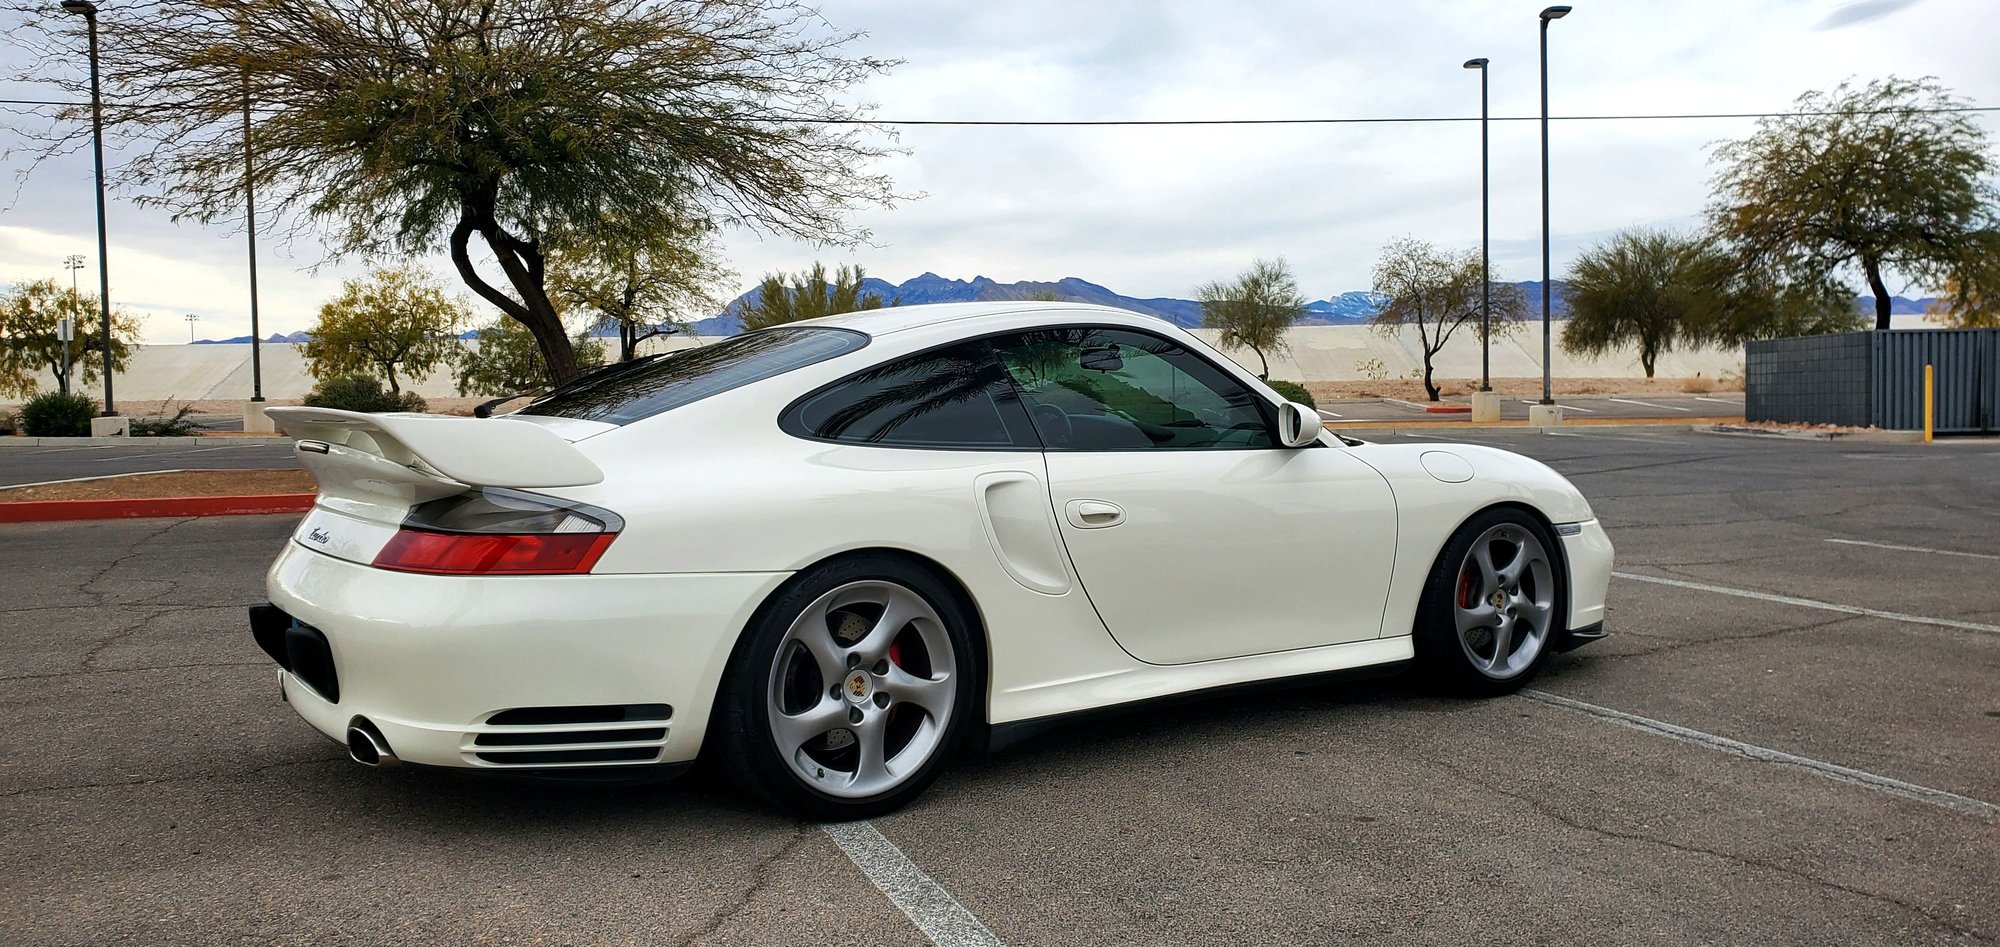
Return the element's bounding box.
[1923,363,1934,444]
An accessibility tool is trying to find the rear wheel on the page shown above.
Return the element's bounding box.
[1415,508,1563,695]
[715,556,977,819]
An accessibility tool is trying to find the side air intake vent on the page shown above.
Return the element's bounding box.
[466,704,672,767]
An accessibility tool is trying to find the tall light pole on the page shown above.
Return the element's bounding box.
[60,0,116,417]
[1537,5,1570,414]
[1463,57,1491,394]
[243,58,264,402]
[62,254,85,395]
[186,313,199,343]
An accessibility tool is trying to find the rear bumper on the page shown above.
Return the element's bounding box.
[259,541,790,772]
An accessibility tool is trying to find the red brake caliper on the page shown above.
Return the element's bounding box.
[888,640,903,667]
[1457,568,1477,609]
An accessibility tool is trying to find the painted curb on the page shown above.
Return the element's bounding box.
[0,493,314,523]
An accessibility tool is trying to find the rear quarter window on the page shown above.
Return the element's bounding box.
[518,327,867,425]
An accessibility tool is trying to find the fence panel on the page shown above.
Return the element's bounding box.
[1746,333,1872,426]
[1870,330,1991,433]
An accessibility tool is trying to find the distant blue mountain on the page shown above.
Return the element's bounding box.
[192,331,313,344]
[691,273,1402,336]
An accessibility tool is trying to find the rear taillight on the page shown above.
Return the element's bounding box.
[371,489,622,576]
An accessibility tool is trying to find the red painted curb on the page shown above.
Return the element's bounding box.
[1425,405,1473,414]
[0,493,315,523]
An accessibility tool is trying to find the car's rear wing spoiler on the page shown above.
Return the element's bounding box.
[264,407,604,488]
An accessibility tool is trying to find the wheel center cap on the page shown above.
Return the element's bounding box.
[843,670,873,704]
[1489,590,1507,608]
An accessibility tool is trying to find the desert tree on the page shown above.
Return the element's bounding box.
[302,267,467,394]
[1925,231,2000,328]
[456,318,608,397]
[1707,76,1999,331]
[738,263,890,330]
[549,218,732,361]
[1368,239,1524,401]
[0,279,141,399]
[5,0,898,383]
[1559,229,1705,378]
[1195,257,1305,380]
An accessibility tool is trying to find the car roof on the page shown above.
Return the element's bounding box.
[794,301,1168,337]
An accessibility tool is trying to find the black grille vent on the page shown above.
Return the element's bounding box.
[487,704,671,726]
[474,704,671,767]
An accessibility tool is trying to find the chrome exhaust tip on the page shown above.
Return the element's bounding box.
[346,722,399,768]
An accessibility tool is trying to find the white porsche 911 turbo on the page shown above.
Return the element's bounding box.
[251,301,1611,818]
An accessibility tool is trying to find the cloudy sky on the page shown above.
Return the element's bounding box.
[2,0,1995,344]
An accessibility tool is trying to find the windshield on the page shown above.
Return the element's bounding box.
[516,327,869,426]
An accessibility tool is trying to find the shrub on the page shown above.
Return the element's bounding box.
[1265,379,1316,408]
[19,391,97,436]
[1680,373,1715,394]
[302,375,428,413]
[129,400,201,437]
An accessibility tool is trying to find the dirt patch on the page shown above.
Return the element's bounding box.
[1729,420,1884,435]
[0,469,315,502]
[1305,376,1744,402]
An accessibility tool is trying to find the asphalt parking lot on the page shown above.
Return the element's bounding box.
[2,430,1996,945]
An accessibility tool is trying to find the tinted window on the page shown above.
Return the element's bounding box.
[992,328,1275,450]
[785,341,1037,449]
[519,328,866,425]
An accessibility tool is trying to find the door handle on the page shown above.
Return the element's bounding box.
[1065,499,1125,529]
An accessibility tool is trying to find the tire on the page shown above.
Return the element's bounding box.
[713,555,980,819]
[1413,507,1566,697]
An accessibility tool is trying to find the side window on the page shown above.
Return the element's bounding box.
[992,328,1276,450]
[783,341,1039,449]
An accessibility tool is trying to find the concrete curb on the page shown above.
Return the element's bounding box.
[1703,425,1927,444]
[0,493,314,523]
[1329,422,1718,437]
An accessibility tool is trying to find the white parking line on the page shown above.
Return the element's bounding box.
[23,445,118,454]
[1612,571,2000,635]
[1520,690,2000,823]
[86,444,263,462]
[1383,398,1430,412]
[1518,400,1596,413]
[823,821,1006,947]
[1694,396,1742,404]
[1316,409,1344,419]
[1,469,187,490]
[1823,538,2000,562]
[1606,398,1691,412]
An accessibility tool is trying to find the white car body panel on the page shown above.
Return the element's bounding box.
[261,302,1613,772]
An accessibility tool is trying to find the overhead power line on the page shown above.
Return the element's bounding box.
[0,97,1994,125]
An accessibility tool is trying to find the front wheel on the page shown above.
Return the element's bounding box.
[714,557,978,819]
[1414,508,1564,696]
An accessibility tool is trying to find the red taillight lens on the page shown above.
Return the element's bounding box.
[371,529,616,576]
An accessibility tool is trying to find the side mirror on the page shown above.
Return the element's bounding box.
[1276,401,1323,448]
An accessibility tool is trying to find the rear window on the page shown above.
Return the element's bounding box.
[517,327,867,425]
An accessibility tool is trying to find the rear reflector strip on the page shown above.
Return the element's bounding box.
[371,529,615,575]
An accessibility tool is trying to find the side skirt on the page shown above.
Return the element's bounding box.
[982,659,1414,754]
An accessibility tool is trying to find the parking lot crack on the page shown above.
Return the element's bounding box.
[0,757,336,799]
[671,822,813,947]
[1608,613,1866,657]
[1425,758,1996,943]
[71,517,197,605]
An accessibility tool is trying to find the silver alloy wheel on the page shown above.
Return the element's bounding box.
[1452,523,1556,680]
[765,580,957,799]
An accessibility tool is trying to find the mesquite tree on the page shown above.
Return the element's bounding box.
[7,0,897,383]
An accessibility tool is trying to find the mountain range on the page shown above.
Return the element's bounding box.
[190,274,1942,342]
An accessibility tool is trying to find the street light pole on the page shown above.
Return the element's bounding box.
[186,313,198,343]
[62,254,84,395]
[61,0,115,417]
[1463,57,1490,394]
[243,63,264,402]
[1537,6,1570,411]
